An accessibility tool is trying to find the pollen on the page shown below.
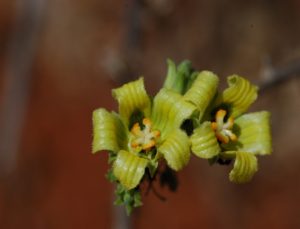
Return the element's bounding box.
[130,118,160,151]
[211,109,237,144]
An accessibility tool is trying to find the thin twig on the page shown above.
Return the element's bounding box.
[259,57,300,92]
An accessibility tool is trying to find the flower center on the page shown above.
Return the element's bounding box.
[211,109,237,144]
[130,118,160,151]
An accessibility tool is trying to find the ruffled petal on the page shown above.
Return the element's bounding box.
[92,108,128,153]
[112,78,151,127]
[224,111,272,155]
[190,121,220,159]
[151,88,196,140]
[113,150,148,190]
[225,151,258,184]
[221,75,258,117]
[183,71,219,120]
[158,129,190,171]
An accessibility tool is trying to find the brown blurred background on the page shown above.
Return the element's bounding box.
[1,0,300,228]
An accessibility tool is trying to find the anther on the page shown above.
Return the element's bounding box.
[211,109,237,144]
[130,118,160,151]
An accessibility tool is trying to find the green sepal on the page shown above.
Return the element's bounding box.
[184,71,199,93]
[177,60,193,93]
[114,184,143,215]
[113,150,148,190]
[163,59,193,94]
[114,184,124,205]
[223,111,272,155]
[221,75,258,118]
[158,129,190,171]
[208,156,218,166]
[92,108,127,154]
[108,151,117,164]
[151,88,196,140]
[224,151,258,184]
[133,191,143,207]
[112,78,151,127]
[190,121,220,159]
[106,169,117,182]
[147,159,158,178]
[183,71,219,120]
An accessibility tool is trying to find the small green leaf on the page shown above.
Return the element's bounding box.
[163,59,183,93]
[125,206,133,215]
[106,169,117,182]
[208,156,218,165]
[114,195,123,205]
[177,60,193,92]
[124,192,132,204]
[147,160,158,178]
[163,59,193,94]
[113,184,143,215]
[133,191,143,207]
[184,71,199,93]
[190,121,220,159]
[114,184,125,205]
[108,151,117,164]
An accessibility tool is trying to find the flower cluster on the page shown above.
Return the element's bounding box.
[92,59,272,214]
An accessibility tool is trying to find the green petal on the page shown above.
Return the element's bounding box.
[151,89,196,140]
[112,78,151,127]
[226,151,258,184]
[177,60,194,93]
[92,108,127,154]
[158,129,190,171]
[221,75,258,117]
[183,71,219,120]
[113,150,148,190]
[163,59,182,94]
[225,111,272,155]
[190,121,220,159]
[163,59,177,90]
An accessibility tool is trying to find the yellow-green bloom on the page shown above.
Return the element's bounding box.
[92,59,273,215]
[92,78,196,190]
[187,73,272,183]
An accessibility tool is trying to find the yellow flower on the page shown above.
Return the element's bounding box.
[186,73,272,183]
[92,78,196,190]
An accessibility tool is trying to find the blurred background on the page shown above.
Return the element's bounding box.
[1,0,300,228]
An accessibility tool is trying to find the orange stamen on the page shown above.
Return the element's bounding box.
[152,130,160,138]
[131,123,141,136]
[130,118,160,151]
[143,118,151,126]
[211,122,218,130]
[142,140,156,150]
[212,109,237,144]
